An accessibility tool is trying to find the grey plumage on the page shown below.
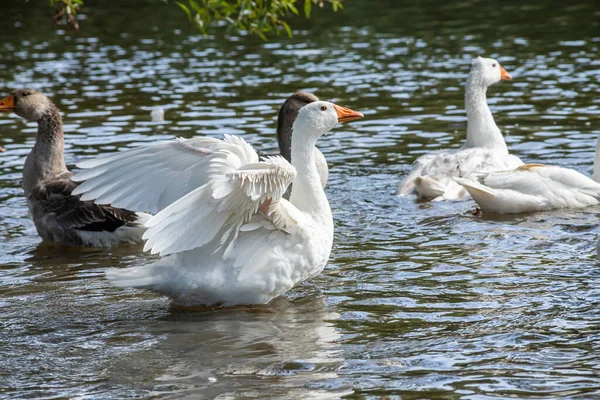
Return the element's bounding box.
[0,89,146,246]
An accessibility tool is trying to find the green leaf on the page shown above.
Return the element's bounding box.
[189,0,202,13]
[175,1,192,20]
[281,20,292,37]
[304,0,311,18]
[46,0,345,39]
[287,2,299,15]
[256,30,268,41]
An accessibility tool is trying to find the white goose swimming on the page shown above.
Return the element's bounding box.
[72,101,363,306]
[455,138,600,214]
[397,56,524,200]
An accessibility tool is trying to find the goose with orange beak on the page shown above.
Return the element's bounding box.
[0,89,152,246]
[72,100,363,306]
[276,91,328,197]
[397,56,524,201]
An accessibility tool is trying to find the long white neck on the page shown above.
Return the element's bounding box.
[463,74,508,153]
[289,123,331,223]
[593,135,600,182]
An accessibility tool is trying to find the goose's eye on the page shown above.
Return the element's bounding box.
[492,63,497,68]
[22,92,30,97]
[320,105,327,111]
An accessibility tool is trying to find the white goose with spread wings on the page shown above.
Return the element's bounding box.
[73,101,363,306]
[397,57,524,201]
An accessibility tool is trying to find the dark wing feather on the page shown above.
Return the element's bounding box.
[32,173,138,233]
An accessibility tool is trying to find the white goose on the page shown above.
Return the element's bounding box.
[397,56,524,200]
[275,91,328,196]
[454,138,600,214]
[72,101,363,306]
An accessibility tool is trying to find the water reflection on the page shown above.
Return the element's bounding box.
[143,300,348,398]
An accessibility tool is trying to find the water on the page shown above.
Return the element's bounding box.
[1,0,600,397]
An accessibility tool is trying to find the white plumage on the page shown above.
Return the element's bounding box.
[74,137,220,214]
[455,163,600,214]
[73,101,363,306]
[454,117,600,214]
[397,56,524,200]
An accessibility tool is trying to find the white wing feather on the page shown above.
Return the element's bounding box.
[72,137,224,213]
[398,148,524,200]
[479,165,600,195]
[456,164,600,213]
[142,137,297,257]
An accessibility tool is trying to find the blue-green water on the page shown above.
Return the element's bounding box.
[1,0,600,398]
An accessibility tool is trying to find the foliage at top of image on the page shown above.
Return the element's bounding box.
[47,0,344,38]
[176,0,343,39]
[50,0,83,30]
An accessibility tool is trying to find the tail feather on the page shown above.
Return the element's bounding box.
[133,212,153,227]
[396,179,415,196]
[106,265,168,289]
[454,177,496,200]
[578,188,600,201]
[414,176,446,199]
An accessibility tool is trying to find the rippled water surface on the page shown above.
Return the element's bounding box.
[2,0,600,398]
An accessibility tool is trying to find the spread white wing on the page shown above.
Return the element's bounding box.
[142,141,298,257]
[72,136,225,214]
[74,134,299,257]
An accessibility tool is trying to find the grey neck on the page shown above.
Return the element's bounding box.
[23,104,68,195]
[463,76,509,153]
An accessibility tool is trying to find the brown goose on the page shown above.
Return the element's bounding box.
[0,89,150,246]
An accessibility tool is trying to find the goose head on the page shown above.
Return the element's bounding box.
[292,101,363,143]
[468,56,512,89]
[0,89,54,122]
[277,91,319,161]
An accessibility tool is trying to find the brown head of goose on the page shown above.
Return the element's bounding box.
[0,89,151,246]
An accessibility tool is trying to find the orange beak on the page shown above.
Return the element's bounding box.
[333,104,364,123]
[0,94,15,112]
[500,66,512,81]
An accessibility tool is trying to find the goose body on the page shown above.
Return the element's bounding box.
[72,101,363,306]
[397,57,523,200]
[455,161,600,214]
[0,89,150,247]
